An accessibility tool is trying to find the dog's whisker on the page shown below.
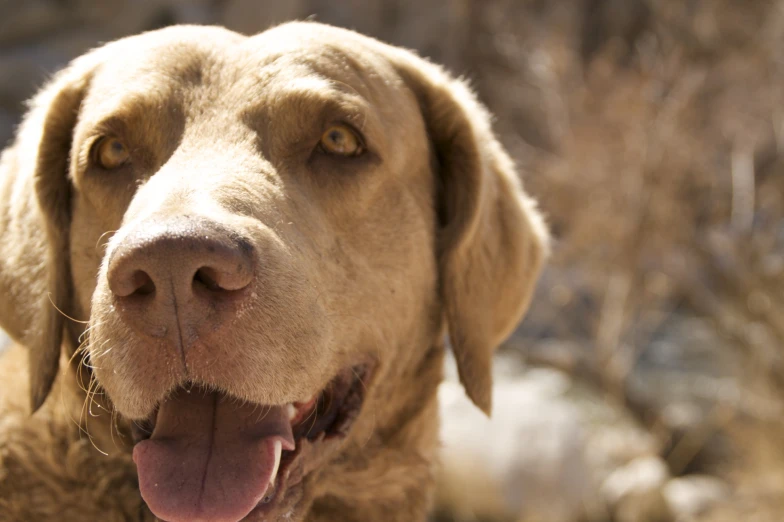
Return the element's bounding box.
[67,341,88,369]
[77,320,102,345]
[75,353,92,394]
[132,419,152,435]
[90,339,114,361]
[304,395,320,435]
[45,292,89,324]
[255,403,272,423]
[86,380,109,455]
[109,407,119,450]
[82,359,103,371]
[95,229,119,251]
[74,375,109,456]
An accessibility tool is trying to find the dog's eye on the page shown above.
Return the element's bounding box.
[319,125,363,156]
[94,137,130,170]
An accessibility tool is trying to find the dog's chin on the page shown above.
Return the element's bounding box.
[124,361,376,522]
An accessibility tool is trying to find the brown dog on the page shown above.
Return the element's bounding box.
[0,22,547,522]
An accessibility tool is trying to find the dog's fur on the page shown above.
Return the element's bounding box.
[0,22,547,522]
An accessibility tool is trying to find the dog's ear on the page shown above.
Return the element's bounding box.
[392,51,549,415]
[0,53,99,412]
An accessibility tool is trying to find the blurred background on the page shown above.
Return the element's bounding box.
[1,1,783,521]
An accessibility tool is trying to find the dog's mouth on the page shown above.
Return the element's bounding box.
[129,362,374,522]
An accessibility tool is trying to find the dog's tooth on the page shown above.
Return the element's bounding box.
[270,440,283,488]
[286,403,297,421]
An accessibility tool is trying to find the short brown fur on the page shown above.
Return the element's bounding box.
[0,22,547,522]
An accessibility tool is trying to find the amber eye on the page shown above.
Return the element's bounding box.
[319,125,363,156]
[94,137,130,169]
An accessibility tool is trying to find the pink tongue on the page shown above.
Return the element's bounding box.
[133,389,294,522]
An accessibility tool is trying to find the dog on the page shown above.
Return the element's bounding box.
[0,22,547,522]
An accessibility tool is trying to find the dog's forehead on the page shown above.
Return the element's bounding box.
[96,23,384,86]
[94,25,239,79]
[84,23,395,119]
[242,21,388,71]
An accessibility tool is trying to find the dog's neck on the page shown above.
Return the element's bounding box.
[307,342,445,522]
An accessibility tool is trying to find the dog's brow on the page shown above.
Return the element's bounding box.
[241,76,375,134]
[88,87,182,127]
[277,76,336,96]
[247,76,366,112]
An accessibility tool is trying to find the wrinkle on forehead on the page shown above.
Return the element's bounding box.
[243,75,373,123]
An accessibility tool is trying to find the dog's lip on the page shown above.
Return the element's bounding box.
[128,363,372,444]
[129,361,376,519]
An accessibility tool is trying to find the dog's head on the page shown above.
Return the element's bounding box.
[0,22,547,522]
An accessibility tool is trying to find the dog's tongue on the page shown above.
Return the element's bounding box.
[133,389,294,522]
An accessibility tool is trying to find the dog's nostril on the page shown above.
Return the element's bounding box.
[131,270,156,296]
[109,264,157,298]
[192,259,253,293]
[193,267,221,292]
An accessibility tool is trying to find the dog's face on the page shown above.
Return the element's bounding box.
[74,24,438,415]
[0,23,546,522]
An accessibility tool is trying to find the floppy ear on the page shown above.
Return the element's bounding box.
[392,52,549,415]
[0,54,98,412]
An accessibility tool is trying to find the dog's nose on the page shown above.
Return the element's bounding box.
[107,217,254,338]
